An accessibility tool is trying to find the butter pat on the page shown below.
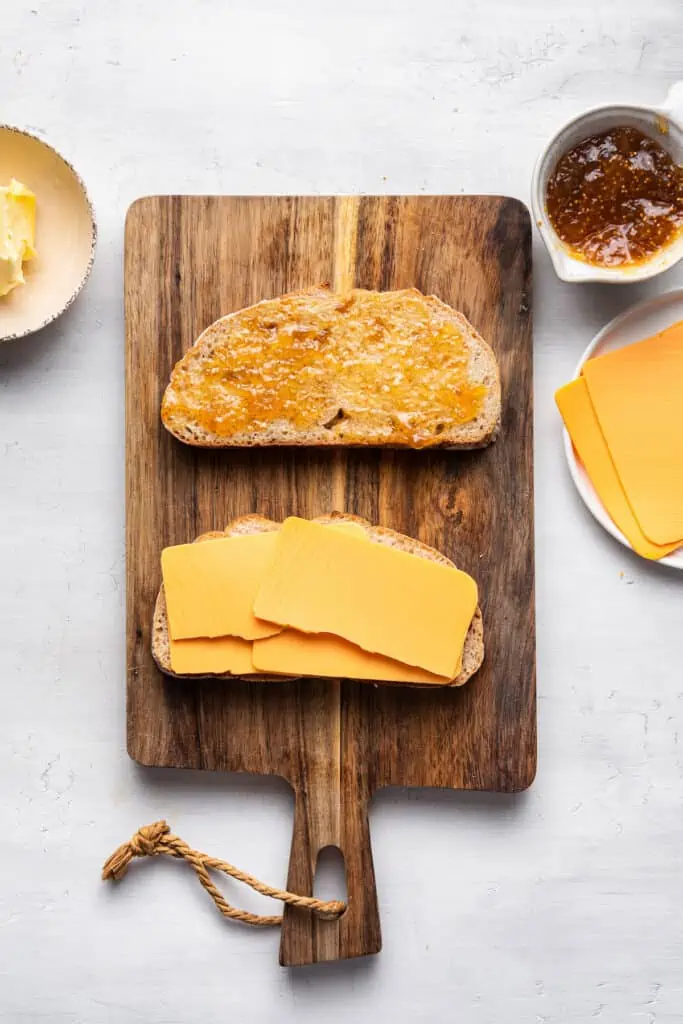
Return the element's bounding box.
[0,179,37,297]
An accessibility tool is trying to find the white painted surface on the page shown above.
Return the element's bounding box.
[1,2,682,1020]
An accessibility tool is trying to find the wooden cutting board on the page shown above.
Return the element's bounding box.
[125,195,535,966]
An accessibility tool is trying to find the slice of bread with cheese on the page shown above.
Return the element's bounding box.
[152,513,484,686]
[160,287,500,450]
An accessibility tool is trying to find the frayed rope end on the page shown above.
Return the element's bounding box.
[102,820,170,881]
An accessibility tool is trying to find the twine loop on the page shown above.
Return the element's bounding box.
[103,821,346,928]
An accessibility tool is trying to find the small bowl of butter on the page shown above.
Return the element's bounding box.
[532,82,683,283]
[0,125,96,342]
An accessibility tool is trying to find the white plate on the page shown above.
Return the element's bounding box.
[564,288,683,570]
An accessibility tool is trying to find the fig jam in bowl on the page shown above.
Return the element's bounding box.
[532,82,683,283]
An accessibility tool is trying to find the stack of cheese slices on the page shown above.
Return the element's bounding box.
[556,319,683,560]
[153,514,484,686]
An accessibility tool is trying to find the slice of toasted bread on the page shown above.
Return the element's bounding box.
[152,513,484,687]
[161,287,500,450]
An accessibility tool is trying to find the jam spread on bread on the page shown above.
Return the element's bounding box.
[162,288,490,448]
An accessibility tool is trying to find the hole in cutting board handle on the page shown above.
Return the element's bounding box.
[314,845,348,909]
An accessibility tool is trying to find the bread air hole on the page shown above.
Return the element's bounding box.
[323,408,348,429]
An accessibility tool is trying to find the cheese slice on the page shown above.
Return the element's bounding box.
[253,517,477,678]
[161,531,282,640]
[252,629,452,683]
[169,634,256,676]
[255,512,456,683]
[162,520,370,671]
[556,378,681,560]
[228,519,368,541]
[582,322,683,545]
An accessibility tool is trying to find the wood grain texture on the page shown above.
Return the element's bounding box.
[125,195,535,966]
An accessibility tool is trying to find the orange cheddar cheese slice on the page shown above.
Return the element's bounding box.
[162,521,371,675]
[555,377,681,560]
[253,517,477,678]
[226,520,368,541]
[252,629,452,684]
[582,321,683,545]
[169,634,256,676]
[161,532,281,641]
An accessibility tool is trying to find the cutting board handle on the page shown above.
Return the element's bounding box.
[278,680,381,966]
[279,787,381,966]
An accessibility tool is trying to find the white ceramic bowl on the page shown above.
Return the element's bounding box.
[532,81,683,283]
[0,126,96,342]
